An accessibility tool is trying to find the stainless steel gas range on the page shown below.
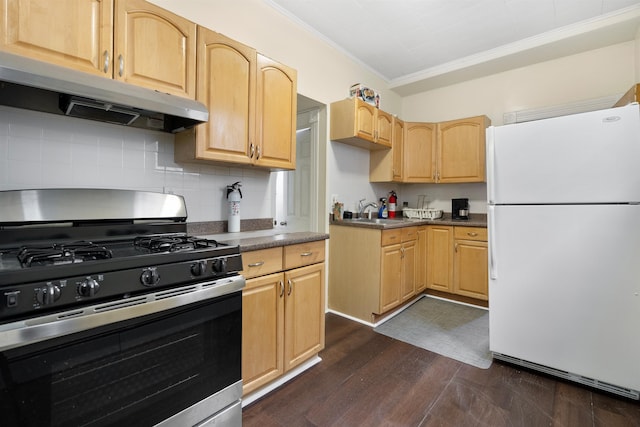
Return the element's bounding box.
[0,189,244,427]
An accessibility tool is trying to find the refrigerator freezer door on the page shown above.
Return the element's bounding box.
[487,104,640,204]
[488,204,640,391]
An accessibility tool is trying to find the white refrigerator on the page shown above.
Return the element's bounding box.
[487,103,640,399]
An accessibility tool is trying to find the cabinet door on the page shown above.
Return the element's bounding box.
[454,240,488,300]
[379,243,402,313]
[392,117,404,181]
[114,0,196,98]
[284,263,324,372]
[415,226,428,293]
[242,272,285,395]
[353,99,376,142]
[404,122,436,183]
[401,240,417,302]
[427,226,453,292]
[376,109,393,148]
[437,116,489,183]
[255,54,297,169]
[192,28,254,164]
[0,0,113,76]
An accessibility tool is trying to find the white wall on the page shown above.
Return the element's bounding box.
[0,105,273,222]
[402,41,636,125]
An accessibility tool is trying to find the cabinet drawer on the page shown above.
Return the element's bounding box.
[401,227,418,242]
[241,247,283,279]
[454,226,487,241]
[284,240,325,269]
[381,229,402,246]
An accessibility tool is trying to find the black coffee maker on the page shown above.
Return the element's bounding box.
[452,198,469,220]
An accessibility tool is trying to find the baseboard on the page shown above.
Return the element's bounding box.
[241,356,322,407]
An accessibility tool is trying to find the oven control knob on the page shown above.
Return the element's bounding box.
[140,268,160,287]
[78,279,100,297]
[212,258,227,275]
[190,261,207,277]
[37,283,61,305]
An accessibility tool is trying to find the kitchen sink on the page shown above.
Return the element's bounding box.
[345,218,400,224]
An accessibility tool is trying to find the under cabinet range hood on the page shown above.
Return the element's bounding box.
[0,51,208,133]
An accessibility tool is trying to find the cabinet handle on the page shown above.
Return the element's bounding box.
[103,50,110,73]
[256,145,261,160]
[279,280,284,298]
[287,279,292,296]
[455,243,458,252]
[249,143,255,158]
[118,54,124,77]
[248,261,264,267]
[467,232,478,237]
[300,252,313,257]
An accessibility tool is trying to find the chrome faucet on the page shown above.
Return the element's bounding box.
[358,199,378,219]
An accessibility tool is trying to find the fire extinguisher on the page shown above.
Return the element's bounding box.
[388,190,397,218]
[226,182,242,232]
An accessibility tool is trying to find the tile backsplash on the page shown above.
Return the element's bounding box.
[0,105,274,222]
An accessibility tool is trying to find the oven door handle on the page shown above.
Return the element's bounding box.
[0,275,245,352]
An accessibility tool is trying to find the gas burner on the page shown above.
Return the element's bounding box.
[17,241,113,268]
[133,235,223,253]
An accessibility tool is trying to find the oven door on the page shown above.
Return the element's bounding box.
[0,277,243,427]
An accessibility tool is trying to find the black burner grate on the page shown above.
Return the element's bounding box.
[133,235,223,253]
[17,241,113,268]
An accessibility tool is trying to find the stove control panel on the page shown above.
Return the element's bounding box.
[0,254,243,322]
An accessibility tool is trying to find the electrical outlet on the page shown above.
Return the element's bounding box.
[331,194,338,204]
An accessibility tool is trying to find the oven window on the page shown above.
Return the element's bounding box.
[0,292,241,427]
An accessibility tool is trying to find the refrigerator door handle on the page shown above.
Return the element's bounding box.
[489,205,497,280]
[486,126,496,204]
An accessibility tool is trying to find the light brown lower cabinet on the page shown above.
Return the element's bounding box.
[426,225,488,301]
[241,241,325,395]
[453,227,488,300]
[426,225,454,292]
[328,226,418,323]
[415,226,428,293]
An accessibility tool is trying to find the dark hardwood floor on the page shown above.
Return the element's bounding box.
[242,313,640,426]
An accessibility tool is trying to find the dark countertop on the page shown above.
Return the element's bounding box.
[330,213,487,229]
[198,230,329,252]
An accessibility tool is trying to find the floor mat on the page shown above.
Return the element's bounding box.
[374,296,492,369]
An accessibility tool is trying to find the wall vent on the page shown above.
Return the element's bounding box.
[503,94,623,124]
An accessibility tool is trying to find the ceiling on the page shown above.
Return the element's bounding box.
[266,0,640,95]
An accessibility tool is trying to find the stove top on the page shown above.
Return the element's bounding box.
[0,234,226,271]
[0,189,243,323]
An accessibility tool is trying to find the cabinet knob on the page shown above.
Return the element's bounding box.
[118,54,124,77]
[103,50,110,74]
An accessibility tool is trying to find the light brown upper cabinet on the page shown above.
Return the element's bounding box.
[370,115,490,183]
[330,98,393,150]
[115,0,196,99]
[437,115,491,183]
[255,54,297,169]
[175,28,296,170]
[1,0,196,99]
[403,121,437,182]
[0,0,114,77]
[370,117,404,182]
